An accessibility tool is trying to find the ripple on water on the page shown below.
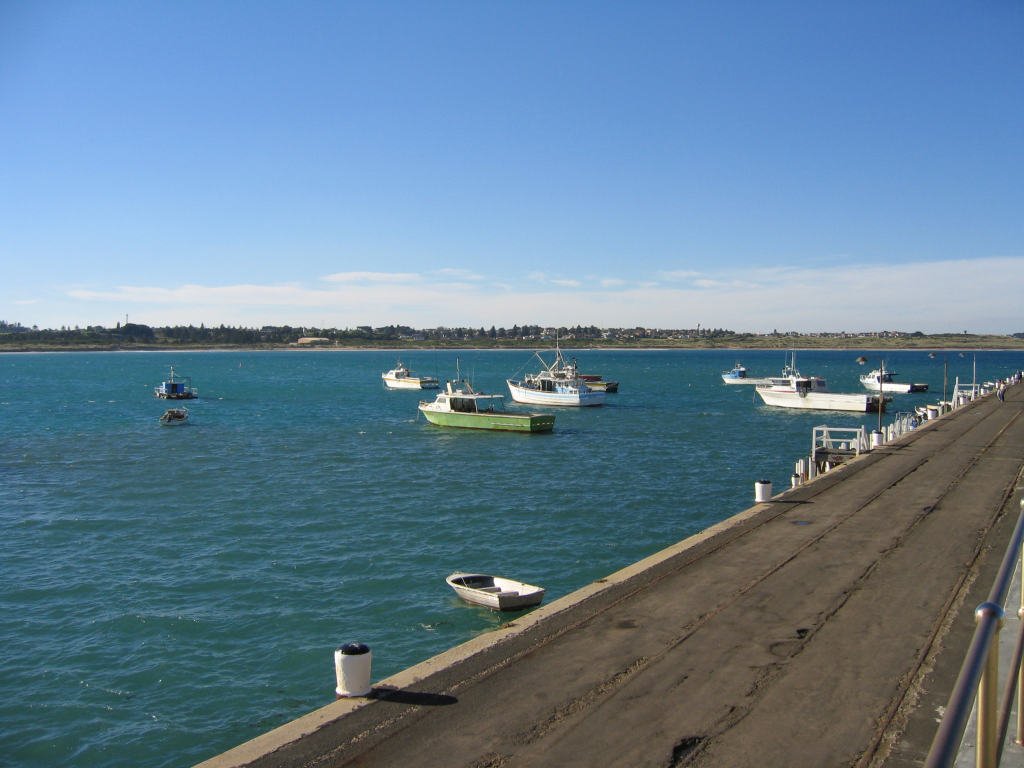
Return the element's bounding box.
[2,348,1021,767]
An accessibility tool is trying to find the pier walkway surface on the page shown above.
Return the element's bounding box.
[199,382,1024,768]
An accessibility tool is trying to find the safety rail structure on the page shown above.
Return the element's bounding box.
[925,499,1024,768]
[802,425,868,478]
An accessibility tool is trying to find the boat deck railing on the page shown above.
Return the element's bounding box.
[925,499,1024,768]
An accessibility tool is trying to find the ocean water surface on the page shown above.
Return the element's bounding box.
[2,347,1020,767]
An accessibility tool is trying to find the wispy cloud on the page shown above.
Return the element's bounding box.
[657,270,704,283]
[434,268,484,282]
[320,271,422,284]
[46,257,1024,333]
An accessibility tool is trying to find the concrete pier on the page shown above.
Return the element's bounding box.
[198,381,1024,768]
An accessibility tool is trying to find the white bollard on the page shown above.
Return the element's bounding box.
[870,430,883,449]
[754,479,772,502]
[790,473,800,488]
[334,643,372,697]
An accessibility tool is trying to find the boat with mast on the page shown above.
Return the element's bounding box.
[506,347,605,407]
[154,366,198,400]
[755,354,885,413]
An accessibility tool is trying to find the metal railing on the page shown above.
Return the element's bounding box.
[811,425,868,456]
[925,499,1024,768]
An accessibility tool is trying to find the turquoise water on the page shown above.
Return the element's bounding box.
[2,348,1020,767]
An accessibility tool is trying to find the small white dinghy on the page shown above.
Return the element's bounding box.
[446,572,545,611]
[158,407,189,426]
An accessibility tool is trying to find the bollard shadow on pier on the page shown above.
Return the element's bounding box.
[367,687,458,706]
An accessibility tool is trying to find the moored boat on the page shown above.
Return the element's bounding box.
[419,379,554,432]
[755,354,885,412]
[506,348,605,407]
[382,360,440,390]
[154,366,198,399]
[721,362,772,386]
[859,369,928,394]
[445,572,545,611]
[577,373,619,392]
[756,372,885,413]
[158,407,189,426]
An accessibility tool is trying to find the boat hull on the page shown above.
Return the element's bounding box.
[722,375,773,385]
[419,405,554,432]
[383,376,438,390]
[506,380,605,407]
[756,388,882,412]
[860,380,928,394]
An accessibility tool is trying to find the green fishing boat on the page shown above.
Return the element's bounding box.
[419,380,554,433]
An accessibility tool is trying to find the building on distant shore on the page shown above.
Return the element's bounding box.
[294,337,332,346]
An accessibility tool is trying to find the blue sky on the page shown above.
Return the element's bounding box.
[2,1,1021,333]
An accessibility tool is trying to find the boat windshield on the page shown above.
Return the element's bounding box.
[450,394,501,414]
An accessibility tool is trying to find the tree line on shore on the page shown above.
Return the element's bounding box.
[2,320,1022,350]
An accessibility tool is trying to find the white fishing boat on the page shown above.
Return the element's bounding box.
[154,366,198,399]
[721,362,773,385]
[859,369,928,394]
[756,354,885,413]
[445,572,546,611]
[158,407,189,426]
[506,348,605,407]
[382,360,439,390]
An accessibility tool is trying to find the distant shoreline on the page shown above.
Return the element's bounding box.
[3,340,1024,354]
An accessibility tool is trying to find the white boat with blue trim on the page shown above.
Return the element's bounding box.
[721,362,772,385]
[154,366,198,399]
